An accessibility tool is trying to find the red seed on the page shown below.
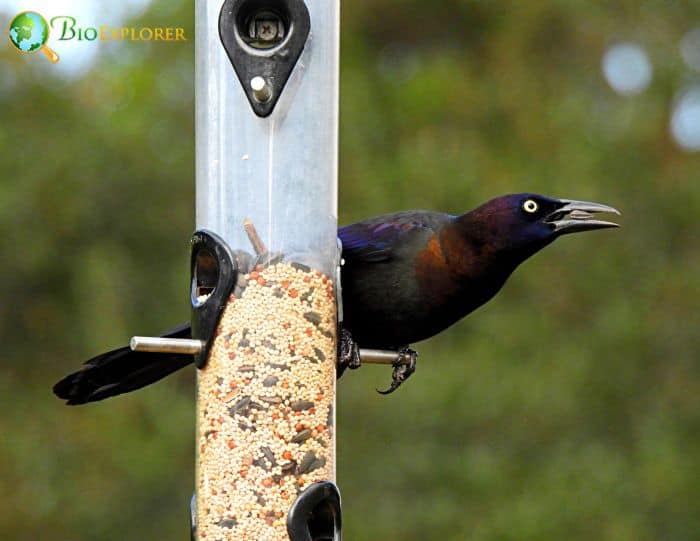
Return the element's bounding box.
[283,451,293,460]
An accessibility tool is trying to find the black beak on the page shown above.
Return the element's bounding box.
[545,199,621,235]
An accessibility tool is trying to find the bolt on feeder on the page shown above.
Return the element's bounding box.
[192,0,340,539]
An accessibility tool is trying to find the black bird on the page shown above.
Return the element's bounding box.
[54,194,619,404]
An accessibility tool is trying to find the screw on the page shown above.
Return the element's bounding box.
[248,11,285,44]
[251,76,272,103]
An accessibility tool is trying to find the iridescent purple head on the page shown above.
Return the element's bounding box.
[461,193,620,261]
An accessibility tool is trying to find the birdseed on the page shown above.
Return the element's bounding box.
[196,260,336,540]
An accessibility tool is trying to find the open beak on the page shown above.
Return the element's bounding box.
[545,199,621,235]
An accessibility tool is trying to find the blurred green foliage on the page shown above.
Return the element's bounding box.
[1,0,699,539]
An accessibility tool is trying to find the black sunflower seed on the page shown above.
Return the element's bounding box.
[303,311,322,325]
[269,363,291,371]
[291,429,312,444]
[291,400,315,411]
[263,375,279,387]
[297,451,317,474]
[230,396,251,415]
[309,457,326,472]
[261,446,276,466]
[217,518,237,529]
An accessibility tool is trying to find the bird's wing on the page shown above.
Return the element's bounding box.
[339,211,447,263]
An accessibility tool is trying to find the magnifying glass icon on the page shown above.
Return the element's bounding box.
[9,11,60,64]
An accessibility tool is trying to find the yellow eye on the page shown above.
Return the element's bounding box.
[523,199,539,213]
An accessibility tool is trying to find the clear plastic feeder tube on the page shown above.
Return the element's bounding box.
[194,0,339,539]
[195,0,338,274]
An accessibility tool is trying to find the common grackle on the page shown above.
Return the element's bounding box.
[53,194,619,403]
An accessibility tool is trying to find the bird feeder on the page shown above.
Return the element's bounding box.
[124,1,410,536]
[192,0,340,539]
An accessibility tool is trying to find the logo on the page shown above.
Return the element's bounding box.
[8,11,187,64]
[8,11,59,63]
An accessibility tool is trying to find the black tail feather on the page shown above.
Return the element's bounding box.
[53,323,194,405]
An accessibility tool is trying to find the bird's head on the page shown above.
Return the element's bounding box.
[460,193,621,263]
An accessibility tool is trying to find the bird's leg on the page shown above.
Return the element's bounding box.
[337,327,362,378]
[337,329,418,393]
[377,346,418,395]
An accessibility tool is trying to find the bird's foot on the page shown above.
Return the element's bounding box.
[337,328,361,378]
[377,346,417,395]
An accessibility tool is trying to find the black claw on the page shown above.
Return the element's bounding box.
[337,327,361,379]
[376,346,417,395]
[376,382,400,395]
